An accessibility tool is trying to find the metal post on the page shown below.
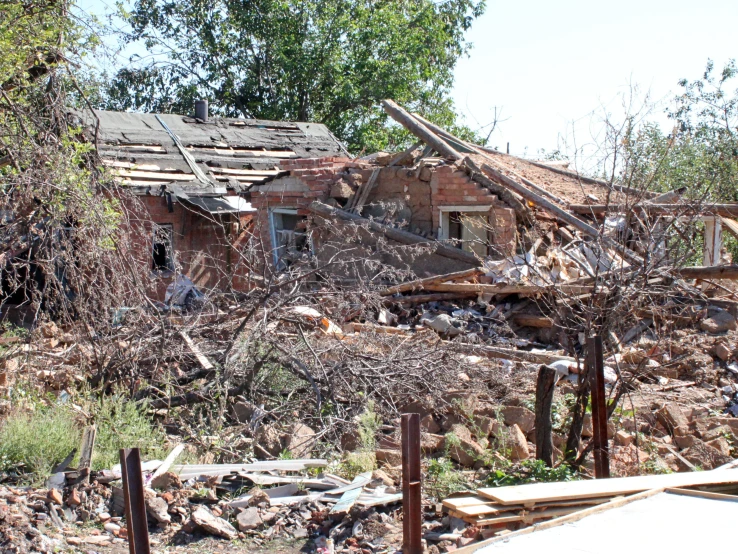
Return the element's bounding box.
[401,413,422,554]
[587,335,610,478]
[120,448,150,554]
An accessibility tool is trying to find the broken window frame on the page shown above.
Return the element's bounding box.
[151,223,175,274]
[437,206,491,258]
[269,208,312,270]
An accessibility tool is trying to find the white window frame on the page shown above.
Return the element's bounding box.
[437,205,492,240]
[269,208,312,268]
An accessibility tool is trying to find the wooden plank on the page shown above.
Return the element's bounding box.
[381,268,484,296]
[513,314,554,328]
[384,292,478,304]
[678,265,738,280]
[423,283,602,296]
[446,342,577,365]
[477,469,738,505]
[665,487,738,502]
[151,444,185,481]
[570,203,738,217]
[208,168,280,176]
[102,160,162,171]
[179,331,214,370]
[453,488,666,554]
[116,169,196,181]
[443,496,612,517]
[721,217,738,240]
[78,425,97,481]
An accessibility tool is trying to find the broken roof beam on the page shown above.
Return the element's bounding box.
[381,100,532,222]
[380,267,484,296]
[308,201,482,266]
[381,100,462,160]
[481,164,643,265]
[568,203,738,217]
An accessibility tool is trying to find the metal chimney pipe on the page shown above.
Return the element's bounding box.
[194,99,208,122]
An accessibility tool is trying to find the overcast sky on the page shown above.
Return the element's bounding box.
[452,0,738,162]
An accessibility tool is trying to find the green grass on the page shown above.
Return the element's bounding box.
[90,394,167,471]
[0,405,80,483]
[0,388,168,483]
[425,458,471,500]
[487,459,578,487]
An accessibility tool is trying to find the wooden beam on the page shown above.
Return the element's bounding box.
[477,468,738,505]
[423,282,604,296]
[569,203,738,217]
[384,292,478,304]
[677,265,738,280]
[405,113,532,222]
[512,314,555,328]
[309,201,481,265]
[446,342,577,365]
[380,267,484,296]
[179,331,214,370]
[381,100,461,160]
[721,217,738,239]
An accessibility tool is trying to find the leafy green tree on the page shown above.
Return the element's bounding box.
[597,60,738,204]
[667,59,738,201]
[105,0,486,153]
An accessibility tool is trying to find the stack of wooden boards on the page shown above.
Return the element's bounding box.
[443,468,738,528]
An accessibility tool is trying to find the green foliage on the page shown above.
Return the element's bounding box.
[0,404,80,484]
[90,394,167,471]
[425,457,470,499]
[0,389,167,483]
[336,451,376,480]
[357,401,381,451]
[486,459,577,488]
[106,0,486,152]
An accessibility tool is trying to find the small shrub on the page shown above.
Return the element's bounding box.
[91,394,167,470]
[0,405,80,484]
[357,401,381,451]
[425,458,470,500]
[337,451,376,480]
[487,459,577,487]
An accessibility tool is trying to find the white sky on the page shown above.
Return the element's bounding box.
[452,0,738,161]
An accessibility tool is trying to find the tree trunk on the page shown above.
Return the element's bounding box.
[565,368,590,463]
[535,365,557,467]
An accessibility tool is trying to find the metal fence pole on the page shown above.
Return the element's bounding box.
[587,335,610,478]
[120,448,150,554]
[401,413,422,554]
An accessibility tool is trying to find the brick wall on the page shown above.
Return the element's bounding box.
[249,157,362,259]
[123,194,255,299]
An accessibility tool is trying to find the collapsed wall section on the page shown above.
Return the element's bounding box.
[249,157,518,270]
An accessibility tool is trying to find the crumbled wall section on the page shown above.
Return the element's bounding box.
[249,157,363,256]
[250,157,518,265]
[429,165,516,255]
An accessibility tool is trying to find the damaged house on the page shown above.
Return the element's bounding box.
[72,99,738,304]
[73,106,347,298]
